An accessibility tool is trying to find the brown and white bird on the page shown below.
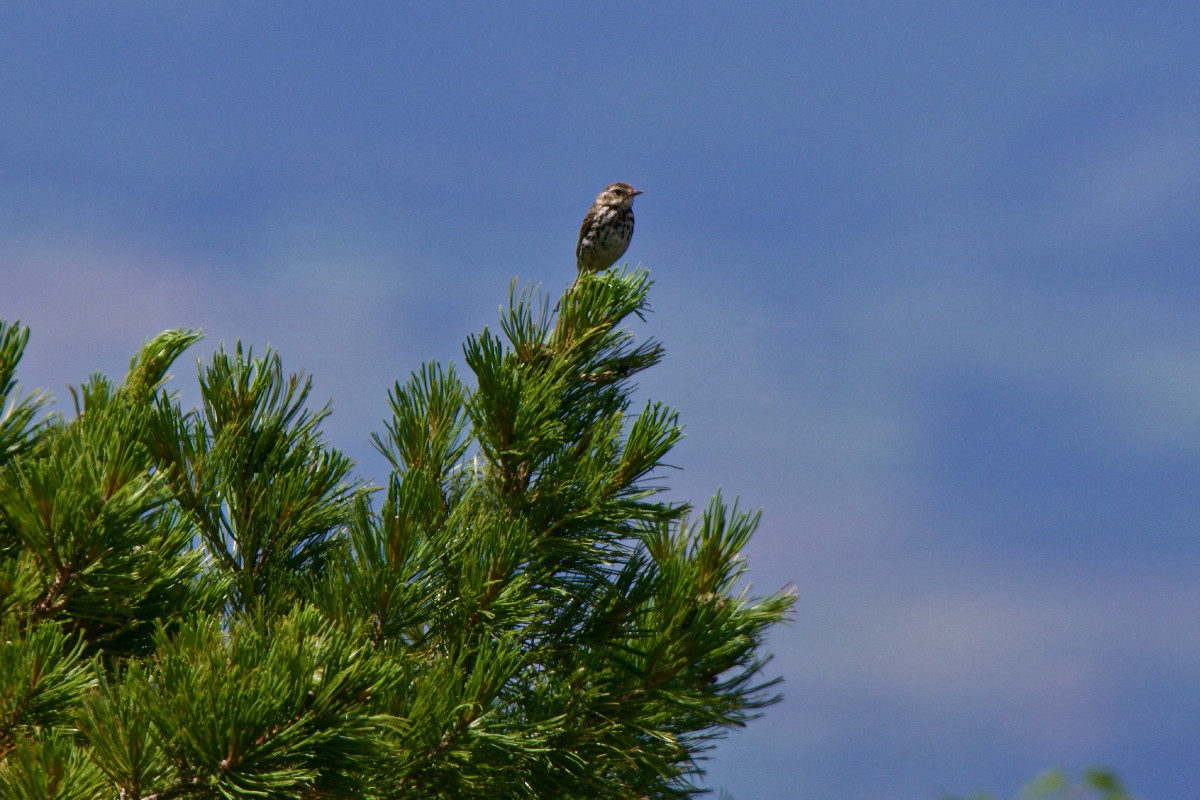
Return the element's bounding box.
[575,182,643,274]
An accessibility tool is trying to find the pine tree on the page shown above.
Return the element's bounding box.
[0,269,795,799]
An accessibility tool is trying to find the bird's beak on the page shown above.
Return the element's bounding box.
[632,189,644,196]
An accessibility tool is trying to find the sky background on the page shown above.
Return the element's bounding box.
[3,4,1199,798]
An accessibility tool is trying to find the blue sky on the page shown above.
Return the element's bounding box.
[3,4,1199,798]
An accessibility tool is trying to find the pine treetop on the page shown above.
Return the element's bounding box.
[0,269,795,800]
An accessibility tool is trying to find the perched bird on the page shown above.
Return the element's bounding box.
[575,182,643,274]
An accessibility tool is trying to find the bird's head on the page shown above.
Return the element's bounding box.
[596,182,643,209]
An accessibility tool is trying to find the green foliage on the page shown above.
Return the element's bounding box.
[149,342,359,612]
[0,268,796,799]
[0,729,110,800]
[0,620,93,742]
[1020,768,1137,800]
[948,768,1139,800]
[0,330,209,656]
[0,321,51,467]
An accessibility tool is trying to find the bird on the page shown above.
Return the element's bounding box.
[575,182,643,274]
